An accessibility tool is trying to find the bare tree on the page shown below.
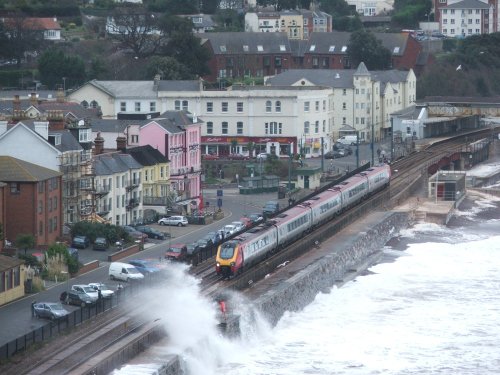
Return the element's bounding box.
[107,8,167,58]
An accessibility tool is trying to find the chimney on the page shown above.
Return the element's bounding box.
[30,92,38,106]
[13,95,21,111]
[153,74,160,89]
[116,136,127,152]
[94,132,104,156]
[0,121,7,136]
[34,121,49,140]
[56,88,65,103]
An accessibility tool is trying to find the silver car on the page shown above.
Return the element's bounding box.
[88,283,115,299]
[34,302,69,320]
[158,215,189,227]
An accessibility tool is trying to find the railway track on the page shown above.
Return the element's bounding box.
[5,131,492,375]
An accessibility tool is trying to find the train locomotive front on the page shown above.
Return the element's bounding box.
[216,240,242,278]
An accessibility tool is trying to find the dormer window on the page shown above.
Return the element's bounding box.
[329,45,335,52]
[243,45,249,52]
[220,45,227,52]
[193,17,202,23]
[309,45,316,51]
[79,128,91,143]
[257,45,263,52]
[279,44,286,51]
[393,47,400,54]
[48,134,61,146]
[341,46,347,52]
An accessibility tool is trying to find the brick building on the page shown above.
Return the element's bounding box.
[0,156,62,249]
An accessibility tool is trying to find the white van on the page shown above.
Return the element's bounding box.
[109,262,145,282]
[337,135,362,145]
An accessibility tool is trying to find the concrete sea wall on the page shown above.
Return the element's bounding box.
[251,211,411,327]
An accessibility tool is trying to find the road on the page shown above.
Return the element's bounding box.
[0,188,282,348]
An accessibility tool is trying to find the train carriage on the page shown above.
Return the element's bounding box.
[365,164,391,193]
[306,189,343,228]
[216,224,278,278]
[272,204,313,248]
[332,174,369,209]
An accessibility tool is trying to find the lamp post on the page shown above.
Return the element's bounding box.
[320,137,324,172]
[356,131,360,168]
[371,121,375,166]
[288,143,292,191]
[390,117,394,163]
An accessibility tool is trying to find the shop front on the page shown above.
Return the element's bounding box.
[201,136,297,158]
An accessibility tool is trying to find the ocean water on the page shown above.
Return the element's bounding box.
[115,191,500,375]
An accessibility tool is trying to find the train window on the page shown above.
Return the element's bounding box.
[220,243,235,259]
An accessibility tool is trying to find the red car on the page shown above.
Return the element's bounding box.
[202,154,219,160]
[165,243,188,261]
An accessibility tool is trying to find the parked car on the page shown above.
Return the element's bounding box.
[205,231,222,246]
[256,152,268,161]
[93,237,109,251]
[324,150,344,159]
[128,259,162,273]
[202,154,219,160]
[186,243,201,265]
[247,213,264,225]
[157,215,188,227]
[88,283,114,299]
[263,201,280,217]
[228,153,249,160]
[196,238,214,253]
[223,224,237,237]
[333,143,352,155]
[33,302,69,320]
[239,217,253,228]
[231,221,246,234]
[109,262,145,282]
[135,226,168,239]
[122,225,148,242]
[64,290,95,307]
[165,244,188,261]
[71,285,98,302]
[71,235,89,249]
[67,247,79,262]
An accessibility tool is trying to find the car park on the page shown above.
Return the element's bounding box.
[33,302,69,320]
[93,237,109,251]
[157,215,188,227]
[71,285,99,302]
[128,259,162,273]
[239,217,253,228]
[109,262,145,281]
[122,225,148,242]
[135,226,168,239]
[71,235,89,249]
[88,283,114,298]
[196,238,214,254]
[205,231,222,246]
[186,243,201,264]
[164,244,188,262]
[333,142,352,155]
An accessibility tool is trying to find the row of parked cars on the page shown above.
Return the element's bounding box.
[202,152,269,161]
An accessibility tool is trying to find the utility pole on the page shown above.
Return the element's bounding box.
[371,121,375,166]
[288,143,292,191]
[390,117,394,162]
[356,131,359,168]
[320,137,324,172]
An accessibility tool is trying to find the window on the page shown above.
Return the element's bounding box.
[304,121,310,134]
[329,45,335,52]
[79,128,91,142]
[120,102,126,111]
[443,19,448,24]
[237,122,243,135]
[150,102,156,112]
[342,102,347,110]
[451,19,455,24]
[222,122,228,134]
[315,121,319,133]
[222,102,228,112]
[237,102,243,112]
[304,101,310,112]
[207,121,213,134]
[342,89,347,96]
[207,102,213,112]
[265,122,282,134]
[468,9,473,14]
[309,45,316,52]
[322,120,326,132]
[257,45,263,52]
[90,100,98,109]
[275,56,282,67]
[175,100,181,110]
[342,117,346,124]
[220,45,226,52]
[275,101,281,112]
[279,45,286,51]
[134,102,140,112]
[38,200,43,213]
[341,46,347,52]
[266,100,272,112]
[315,101,319,111]
[323,100,326,111]
[131,135,138,143]
[451,10,455,14]
[476,19,480,24]
[243,45,249,52]
[182,100,188,111]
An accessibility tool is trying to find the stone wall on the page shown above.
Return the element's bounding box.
[252,211,410,327]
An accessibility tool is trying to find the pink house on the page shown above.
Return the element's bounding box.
[140,111,202,212]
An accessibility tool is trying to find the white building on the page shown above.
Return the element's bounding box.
[439,0,495,38]
[345,0,394,16]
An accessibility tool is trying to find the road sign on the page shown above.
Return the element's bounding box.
[217,189,223,197]
[217,198,223,208]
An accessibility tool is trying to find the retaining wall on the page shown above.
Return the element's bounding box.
[252,211,410,326]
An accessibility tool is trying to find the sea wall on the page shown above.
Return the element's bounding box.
[251,211,410,327]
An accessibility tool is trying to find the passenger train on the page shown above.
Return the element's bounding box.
[215,164,391,278]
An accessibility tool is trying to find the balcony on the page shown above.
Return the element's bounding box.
[93,185,110,198]
[126,180,140,192]
[126,198,140,211]
[60,164,79,174]
[143,196,169,206]
[97,205,111,216]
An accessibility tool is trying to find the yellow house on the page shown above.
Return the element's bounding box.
[0,255,25,306]
[279,11,303,39]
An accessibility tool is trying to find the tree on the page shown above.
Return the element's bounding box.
[348,30,392,70]
[145,56,193,80]
[38,48,86,89]
[108,7,166,58]
[45,243,79,275]
[213,9,244,32]
[318,0,352,16]
[147,0,198,14]
[16,233,35,255]
[201,0,220,13]
[0,13,46,67]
